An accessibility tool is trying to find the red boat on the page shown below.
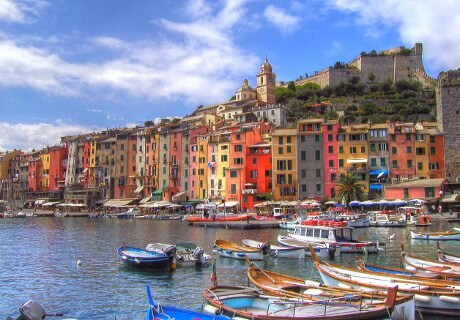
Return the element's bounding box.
[186,213,252,223]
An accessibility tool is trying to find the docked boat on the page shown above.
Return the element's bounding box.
[369,211,407,227]
[202,285,412,320]
[310,246,460,316]
[401,246,460,279]
[116,208,140,219]
[410,229,460,240]
[241,238,305,259]
[145,242,213,266]
[356,257,440,279]
[437,242,460,264]
[277,235,339,259]
[397,206,431,226]
[245,263,415,320]
[286,225,383,253]
[117,246,173,269]
[213,239,264,260]
[146,284,229,320]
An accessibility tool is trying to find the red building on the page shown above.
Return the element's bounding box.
[48,146,68,191]
[384,178,446,202]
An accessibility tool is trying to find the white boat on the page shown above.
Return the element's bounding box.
[116,208,141,219]
[410,229,460,240]
[241,238,305,259]
[437,243,460,264]
[287,225,383,253]
[146,242,213,266]
[277,235,339,259]
[310,246,460,316]
[213,239,264,261]
[369,211,407,227]
[401,247,460,279]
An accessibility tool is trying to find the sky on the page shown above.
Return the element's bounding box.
[0,0,459,152]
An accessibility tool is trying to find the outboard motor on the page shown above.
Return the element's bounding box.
[7,300,64,320]
[260,242,271,255]
[193,247,207,265]
[164,245,177,258]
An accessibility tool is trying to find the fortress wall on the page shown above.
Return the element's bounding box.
[359,55,397,83]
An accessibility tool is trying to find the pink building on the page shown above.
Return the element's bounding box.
[322,120,340,199]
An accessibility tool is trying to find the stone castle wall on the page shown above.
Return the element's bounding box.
[437,69,460,182]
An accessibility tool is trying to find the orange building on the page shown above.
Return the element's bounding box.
[387,122,417,183]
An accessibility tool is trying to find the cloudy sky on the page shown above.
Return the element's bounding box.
[0,0,459,151]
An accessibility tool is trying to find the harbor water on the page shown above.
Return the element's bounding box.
[0,216,459,319]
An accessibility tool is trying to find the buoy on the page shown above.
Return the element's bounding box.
[439,295,460,304]
[414,294,431,303]
[77,260,82,266]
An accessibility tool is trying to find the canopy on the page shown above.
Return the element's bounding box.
[369,170,388,176]
[217,201,239,208]
[349,201,361,206]
[134,186,144,194]
[360,200,375,206]
[139,196,151,205]
[152,189,162,195]
[103,199,135,207]
[442,194,460,203]
[369,184,382,190]
[347,158,367,164]
[325,200,338,205]
[172,192,187,203]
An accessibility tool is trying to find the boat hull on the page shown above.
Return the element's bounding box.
[117,246,171,269]
[410,230,460,240]
[214,239,264,261]
[242,238,305,259]
[277,235,338,259]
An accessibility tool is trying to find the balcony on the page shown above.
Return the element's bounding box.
[242,188,257,194]
[170,161,179,166]
[346,167,368,173]
[170,175,178,180]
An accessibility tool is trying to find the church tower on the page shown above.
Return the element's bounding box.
[256,58,276,105]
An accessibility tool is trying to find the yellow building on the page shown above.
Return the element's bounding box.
[271,128,298,200]
[40,151,51,190]
[197,134,209,200]
[216,131,231,201]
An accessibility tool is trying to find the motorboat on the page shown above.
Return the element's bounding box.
[277,235,339,259]
[241,238,305,259]
[213,239,264,261]
[369,211,407,227]
[117,245,173,269]
[116,208,141,219]
[146,242,213,266]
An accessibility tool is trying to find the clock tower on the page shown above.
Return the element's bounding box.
[256,58,276,105]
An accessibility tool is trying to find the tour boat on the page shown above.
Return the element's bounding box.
[202,285,410,320]
[245,263,415,320]
[276,235,339,259]
[241,238,305,259]
[213,239,264,261]
[410,229,460,240]
[309,246,460,316]
[286,224,383,253]
[146,242,213,266]
[117,245,173,269]
[437,242,460,264]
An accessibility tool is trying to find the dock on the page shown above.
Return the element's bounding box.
[190,220,280,229]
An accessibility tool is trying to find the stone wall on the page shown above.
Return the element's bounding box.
[436,69,460,182]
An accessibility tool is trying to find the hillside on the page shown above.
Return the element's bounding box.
[276,77,437,125]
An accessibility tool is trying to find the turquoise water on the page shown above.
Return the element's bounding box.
[0,217,459,319]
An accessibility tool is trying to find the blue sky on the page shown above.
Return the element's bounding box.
[0,0,459,151]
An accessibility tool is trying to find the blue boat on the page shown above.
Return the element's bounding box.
[117,246,172,269]
[145,285,229,320]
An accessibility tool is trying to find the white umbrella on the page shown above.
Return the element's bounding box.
[325,200,338,205]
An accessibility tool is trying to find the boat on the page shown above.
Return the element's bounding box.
[213,239,264,260]
[286,224,383,253]
[309,246,460,316]
[245,263,415,320]
[116,208,141,219]
[117,245,173,269]
[241,238,305,259]
[397,206,431,226]
[202,285,412,320]
[355,257,440,279]
[369,211,407,227]
[277,235,339,259]
[186,213,252,223]
[278,218,301,230]
[7,300,71,320]
[410,229,460,240]
[145,242,213,266]
[437,242,460,264]
[401,245,460,279]
[146,284,228,320]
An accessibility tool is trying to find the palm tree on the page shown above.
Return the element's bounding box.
[335,173,366,206]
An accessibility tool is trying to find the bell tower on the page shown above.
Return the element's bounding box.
[256,58,276,105]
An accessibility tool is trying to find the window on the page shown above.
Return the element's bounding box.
[234,145,243,152]
[392,147,397,154]
[287,137,291,143]
[301,169,306,178]
[315,135,320,142]
[287,160,293,170]
[327,125,333,131]
[229,170,237,178]
[234,158,243,165]
[235,134,241,140]
[316,184,321,191]
[391,134,396,141]
[416,148,426,155]
[301,151,306,161]
[430,136,435,143]
[316,169,321,178]
[252,157,257,164]
[315,150,321,160]
[350,147,357,154]
[339,159,344,167]
[221,155,228,162]
[430,163,439,170]
[277,160,286,170]
[328,160,334,167]
[361,146,366,153]
[406,134,411,141]
[328,146,333,154]
[250,170,258,178]
[301,184,307,192]
[231,184,237,194]
[286,146,291,153]
[392,160,398,168]
[407,146,412,154]
[328,134,333,141]
[278,147,283,154]
[279,137,283,145]
[417,162,423,170]
[370,144,376,151]
[430,147,436,155]
[276,174,286,184]
[339,146,344,153]
[300,135,305,142]
[407,160,413,168]
[371,158,377,166]
[380,158,386,166]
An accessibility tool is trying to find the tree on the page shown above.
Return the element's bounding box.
[335,173,366,206]
[287,81,296,91]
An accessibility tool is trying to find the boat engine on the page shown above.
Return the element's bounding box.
[260,242,271,255]
[193,247,207,265]
[7,300,64,320]
[328,244,337,259]
[164,245,177,258]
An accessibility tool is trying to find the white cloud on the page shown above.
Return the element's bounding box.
[0,0,48,23]
[263,5,300,34]
[0,121,102,151]
[329,0,460,73]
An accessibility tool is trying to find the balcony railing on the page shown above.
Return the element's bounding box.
[242,188,257,194]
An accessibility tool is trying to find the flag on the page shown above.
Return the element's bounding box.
[211,261,218,286]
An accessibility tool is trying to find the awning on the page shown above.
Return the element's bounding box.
[152,189,162,195]
[139,196,151,204]
[217,201,239,208]
[82,168,88,173]
[347,158,367,164]
[442,193,460,203]
[134,186,144,193]
[369,170,388,176]
[172,191,187,203]
[103,199,135,207]
[369,184,382,191]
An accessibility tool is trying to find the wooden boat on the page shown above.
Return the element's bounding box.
[241,238,305,259]
[410,229,460,240]
[146,284,229,320]
[287,225,383,253]
[309,246,460,316]
[213,239,264,260]
[202,285,412,320]
[245,263,415,320]
[277,235,339,259]
[437,242,460,264]
[146,242,213,266]
[401,245,460,279]
[355,257,440,279]
[117,246,172,269]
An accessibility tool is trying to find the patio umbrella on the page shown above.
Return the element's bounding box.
[349,201,361,206]
[360,200,375,207]
[325,200,338,205]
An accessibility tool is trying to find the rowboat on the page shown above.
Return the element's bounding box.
[146,285,229,320]
[213,239,264,260]
[355,257,440,279]
[410,229,460,240]
[277,235,339,259]
[309,246,460,316]
[287,225,383,253]
[117,246,172,269]
[146,242,213,266]
[437,242,460,264]
[241,238,305,259]
[245,263,415,320]
[401,245,460,279]
[202,285,410,320]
